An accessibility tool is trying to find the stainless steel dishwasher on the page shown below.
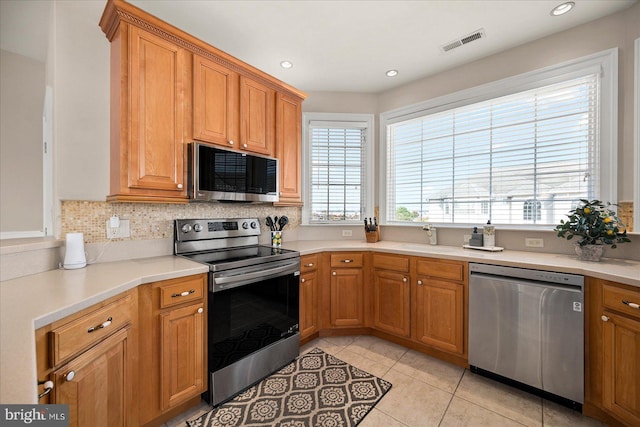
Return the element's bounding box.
[468,263,584,408]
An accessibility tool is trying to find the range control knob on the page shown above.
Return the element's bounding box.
[250,221,258,229]
[193,224,203,232]
[242,222,249,229]
[181,224,192,233]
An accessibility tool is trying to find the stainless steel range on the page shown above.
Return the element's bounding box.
[174,218,300,406]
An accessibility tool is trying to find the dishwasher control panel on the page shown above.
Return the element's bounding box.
[469,263,584,286]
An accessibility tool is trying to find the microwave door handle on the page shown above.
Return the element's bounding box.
[214,263,299,291]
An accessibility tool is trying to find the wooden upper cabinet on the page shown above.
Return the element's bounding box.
[100,0,305,202]
[192,55,239,147]
[275,93,303,206]
[240,76,275,156]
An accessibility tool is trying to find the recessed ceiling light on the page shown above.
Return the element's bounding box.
[386,69,399,77]
[280,61,293,69]
[550,1,575,16]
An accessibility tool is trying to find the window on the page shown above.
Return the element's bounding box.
[302,113,374,224]
[381,49,617,227]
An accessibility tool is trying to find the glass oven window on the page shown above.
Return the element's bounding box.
[209,273,299,372]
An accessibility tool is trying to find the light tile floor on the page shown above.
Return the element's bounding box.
[165,335,604,427]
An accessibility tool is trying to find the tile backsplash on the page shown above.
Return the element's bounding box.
[61,200,301,244]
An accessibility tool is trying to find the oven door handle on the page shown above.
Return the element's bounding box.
[213,263,299,292]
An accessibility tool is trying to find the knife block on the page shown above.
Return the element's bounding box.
[365,228,380,243]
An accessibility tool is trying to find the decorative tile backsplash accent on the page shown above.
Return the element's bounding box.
[61,201,301,244]
[618,200,633,232]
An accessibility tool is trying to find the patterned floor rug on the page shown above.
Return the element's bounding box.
[187,348,392,427]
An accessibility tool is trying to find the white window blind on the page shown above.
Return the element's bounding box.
[386,74,599,226]
[307,120,368,223]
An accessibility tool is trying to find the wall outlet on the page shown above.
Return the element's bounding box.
[342,229,353,237]
[463,234,471,243]
[106,219,130,239]
[525,238,544,248]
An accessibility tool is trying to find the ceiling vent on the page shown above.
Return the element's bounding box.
[440,29,486,53]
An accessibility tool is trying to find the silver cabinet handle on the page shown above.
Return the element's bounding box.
[243,143,248,148]
[65,371,75,382]
[332,272,337,276]
[304,263,314,268]
[88,317,112,333]
[601,315,609,322]
[622,300,640,309]
[197,307,203,314]
[340,259,353,263]
[171,289,195,298]
[38,380,54,399]
[417,280,423,286]
[177,183,183,189]
[229,140,234,145]
[301,278,306,283]
[402,277,408,283]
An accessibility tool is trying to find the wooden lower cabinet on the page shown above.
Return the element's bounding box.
[300,271,319,339]
[371,254,410,337]
[414,277,464,355]
[53,328,131,427]
[138,274,207,425]
[160,302,205,410]
[330,268,364,327]
[587,277,640,426]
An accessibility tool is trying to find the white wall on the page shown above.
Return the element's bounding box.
[54,0,110,203]
[0,50,44,232]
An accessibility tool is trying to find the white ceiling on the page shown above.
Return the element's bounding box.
[129,0,637,93]
[1,1,636,93]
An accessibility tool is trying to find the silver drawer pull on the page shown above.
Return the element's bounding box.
[341,259,353,263]
[304,263,314,267]
[622,300,640,309]
[38,380,54,399]
[172,289,195,298]
[88,317,112,333]
[601,315,610,322]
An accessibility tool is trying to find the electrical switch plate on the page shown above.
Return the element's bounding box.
[342,229,353,237]
[106,219,130,239]
[525,238,544,248]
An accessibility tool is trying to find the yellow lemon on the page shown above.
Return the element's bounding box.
[604,217,612,223]
[607,229,614,235]
[583,207,591,214]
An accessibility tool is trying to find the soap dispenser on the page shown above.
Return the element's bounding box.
[469,227,483,247]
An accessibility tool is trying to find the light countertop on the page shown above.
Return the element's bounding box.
[1,242,638,404]
[0,256,208,405]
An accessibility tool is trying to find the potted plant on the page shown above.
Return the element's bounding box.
[554,199,631,261]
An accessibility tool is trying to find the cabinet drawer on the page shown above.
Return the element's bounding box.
[372,253,409,273]
[52,295,132,366]
[603,284,640,319]
[300,254,319,273]
[159,275,205,309]
[330,253,364,268]
[415,258,465,282]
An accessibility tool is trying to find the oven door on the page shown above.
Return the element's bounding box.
[209,259,300,373]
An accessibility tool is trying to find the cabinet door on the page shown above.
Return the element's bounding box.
[275,93,302,205]
[373,269,410,337]
[602,311,640,426]
[160,302,205,410]
[129,26,186,194]
[193,55,239,147]
[240,76,275,156]
[53,328,131,427]
[330,268,364,327]
[415,277,464,354]
[300,271,319,339]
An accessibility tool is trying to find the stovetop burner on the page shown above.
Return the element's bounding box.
[174,218,299,272]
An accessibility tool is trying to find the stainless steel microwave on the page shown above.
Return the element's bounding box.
[189,142,279,203]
